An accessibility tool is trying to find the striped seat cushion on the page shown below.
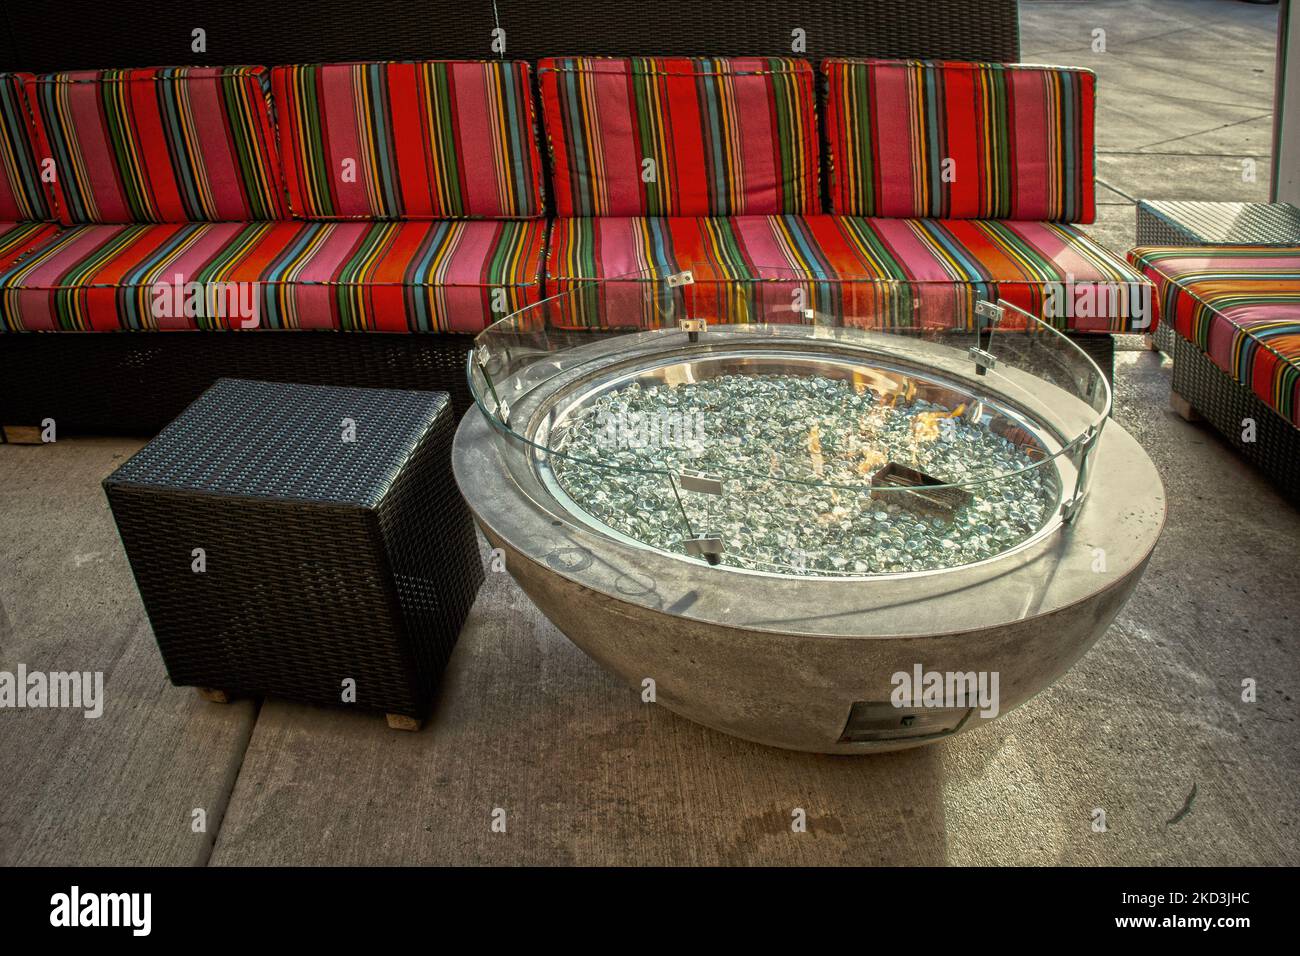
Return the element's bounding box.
[538,57,819,218]
[27,67,285,224]
[0,221,59,268]
[823,60,1095,223]
[272,61,544,220]
[1129,246,1300,426]
[548,216,1150,331]
[0,219,544,333]
[0,74,50,221]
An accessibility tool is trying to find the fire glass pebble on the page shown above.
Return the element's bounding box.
[549,373,1055,575]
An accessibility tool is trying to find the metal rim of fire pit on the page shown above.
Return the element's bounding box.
[531,345,1068,579]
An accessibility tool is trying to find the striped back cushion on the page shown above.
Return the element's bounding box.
[27,67,285,224]
[539,57,819,217]
[272,61,543,220]
[824,60,1096,222]
[0,74,49,221]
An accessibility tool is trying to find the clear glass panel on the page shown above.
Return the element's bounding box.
[469,267,1111,577]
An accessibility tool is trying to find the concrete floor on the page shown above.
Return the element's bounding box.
[1,0,1297,866]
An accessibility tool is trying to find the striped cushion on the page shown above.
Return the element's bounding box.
[538,57,819,218]
[0,221,59,268]
[27,67,286,224]
[549,216,1150,331]
[824,60,1096,222]
[0,219,544,333]
[272,61,544,220]
[0,74,50,220]
[1129,246,1300,426]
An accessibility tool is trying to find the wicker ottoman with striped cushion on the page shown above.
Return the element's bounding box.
[1135,200,1300,353]
[103,378,484,728]
[1128,245,1300,503]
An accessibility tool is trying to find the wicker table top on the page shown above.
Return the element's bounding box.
[105,378,450,509]
[1137,200,1300,245]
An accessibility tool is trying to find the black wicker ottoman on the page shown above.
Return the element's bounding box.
[103,378,484,729]
[1135,200,1300,353]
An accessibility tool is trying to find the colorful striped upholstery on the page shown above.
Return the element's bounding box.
[26,68,285,225]
[823,60,1096,223]
[0,74,50,221]
[549,216,1150,331]
[538,57,819,218]
[1129,246,1300,427]
[272,61,544,220]
[0,219,544,333]
[0,221,59,268]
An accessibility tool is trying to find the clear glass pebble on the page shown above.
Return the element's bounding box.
[550,372,1054,575]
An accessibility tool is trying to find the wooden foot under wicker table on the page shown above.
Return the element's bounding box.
[103,378,484,728]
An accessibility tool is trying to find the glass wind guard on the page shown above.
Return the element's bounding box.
[471,270,1112,577]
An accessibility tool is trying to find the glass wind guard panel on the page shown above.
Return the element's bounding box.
[470,269,1112,577]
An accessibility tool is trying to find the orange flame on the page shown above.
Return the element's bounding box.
[857,447,887,475]
[910,404,966,444]
[808,424,825,476]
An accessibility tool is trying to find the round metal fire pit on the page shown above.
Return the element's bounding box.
[454,273,1165,752]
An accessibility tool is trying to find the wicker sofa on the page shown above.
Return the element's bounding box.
[0,53,1150,436]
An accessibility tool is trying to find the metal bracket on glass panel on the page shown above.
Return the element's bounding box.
[681,533,725,565]
[679,317,707,342]
[474,346,509,423]
[666,470,723,564]
[968,347,997,375]
[1060,421,1104,522]
[666,271,695,288]
[971,300,1004,376]
[678,472,724,495]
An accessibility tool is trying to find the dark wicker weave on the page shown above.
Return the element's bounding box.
[103,378,484,718]
[1064,332,1114,385]
[1169,334,1300,504]
[0,0,1020,73]
[1137,200,1300,246]
[1136,200,1300,353]
[0,331,474,436]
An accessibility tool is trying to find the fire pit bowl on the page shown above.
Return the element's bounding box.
[453,271,1164,752]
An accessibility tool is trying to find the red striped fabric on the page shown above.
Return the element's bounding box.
[0,219,544,333]
[823,60,1096,223]
[26,67,286,224]
[1130,245,1300,426]
[547,215,1150,332]
[538,57,819,218]
[0,220,59,268]
[272,61,544,220]
[0,74,50,221]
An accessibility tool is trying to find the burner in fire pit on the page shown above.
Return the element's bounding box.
[870,462,973,521]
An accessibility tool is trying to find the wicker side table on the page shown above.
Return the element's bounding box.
[104,378,484,729]
[1135,200,1300,352]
